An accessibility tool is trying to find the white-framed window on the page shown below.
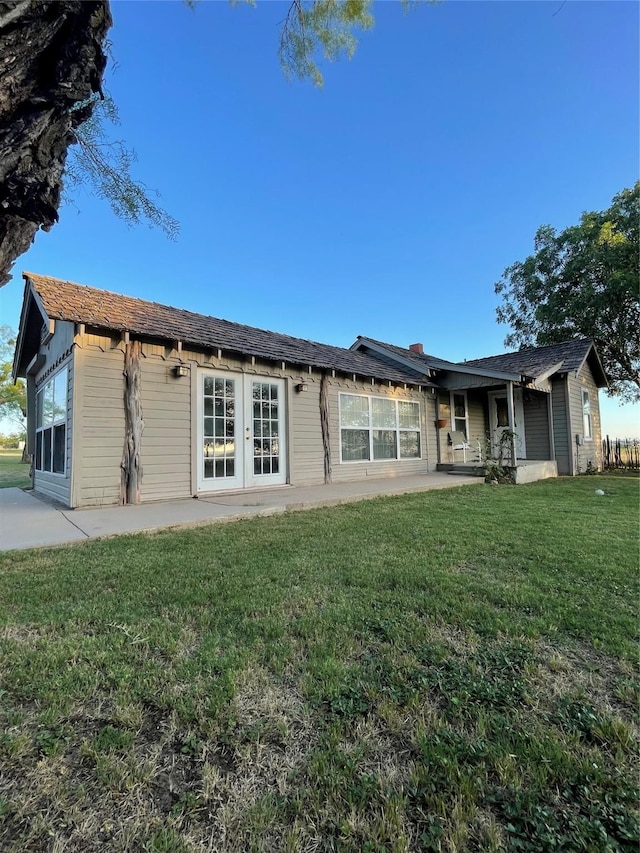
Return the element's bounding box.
[339,393,421,462]
[450,391,469,437]
[582,388,592,440]
[35,366,68,475]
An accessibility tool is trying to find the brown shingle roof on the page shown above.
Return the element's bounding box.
[25,273,433,386]
[463,339,602,379]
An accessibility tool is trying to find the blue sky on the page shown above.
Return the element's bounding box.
[1,0,638,435]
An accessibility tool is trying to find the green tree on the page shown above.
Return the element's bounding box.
[495,183,640,402]
[0,326,26,433]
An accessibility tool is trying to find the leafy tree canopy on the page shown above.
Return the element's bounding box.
[0,326,26,432]
[495,183,640,402]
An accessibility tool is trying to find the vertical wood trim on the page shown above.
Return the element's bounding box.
[546,392,556,461]
[190,365,198,496]
[564,378,575,476]
[120,340,144,505]
[506,381,517,463]
[320,373,332,484]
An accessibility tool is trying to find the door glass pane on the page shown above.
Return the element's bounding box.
[203,376,236,479]
[496,397,509,428]
[252,381,280,477]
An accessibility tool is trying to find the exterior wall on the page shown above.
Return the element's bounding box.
[568,364,603,473]
[69,332,435,507]
[551,378,571,475]
[523,392,551,460]
[32,320,75,506]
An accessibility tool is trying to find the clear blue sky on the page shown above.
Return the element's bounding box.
[1,0,638,435]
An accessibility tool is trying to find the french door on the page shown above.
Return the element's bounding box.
[197,371,286,491]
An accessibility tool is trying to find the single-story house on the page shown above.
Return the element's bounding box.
[13,273,607,508]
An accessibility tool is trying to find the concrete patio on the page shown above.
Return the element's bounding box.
[0,472,482,552]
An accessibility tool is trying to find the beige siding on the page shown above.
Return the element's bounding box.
[140,358,192,501]
[568,365,603,473]
[551,378,571,475]
[523,392,551,460]
[74,343,126,506]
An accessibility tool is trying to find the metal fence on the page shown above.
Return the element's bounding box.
[602,436,640,470]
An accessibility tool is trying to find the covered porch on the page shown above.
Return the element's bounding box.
[432,364,558,482]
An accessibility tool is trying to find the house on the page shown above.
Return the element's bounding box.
[13,273,607,509]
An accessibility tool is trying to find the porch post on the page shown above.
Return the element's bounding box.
[546,392,555,460]
[506,380,517,463]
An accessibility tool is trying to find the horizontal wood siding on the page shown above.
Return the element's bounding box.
[551,378,571,475]
[289,375,324,485]
[140,358,192,502]
[569,365,603,473]
[523,392,551,460]
[75,344,125,506]
[329,378,431,483]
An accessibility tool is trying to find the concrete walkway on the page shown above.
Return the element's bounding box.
[0,472,482,552]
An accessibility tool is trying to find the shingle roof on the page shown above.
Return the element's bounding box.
[354,336,457,371]
[24,273,433,386]
[463,339,598,377]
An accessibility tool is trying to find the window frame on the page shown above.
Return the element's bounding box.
[35,366,68,476]
[339,392,422,464]
[450,390,469,438]
[581,388,593,441]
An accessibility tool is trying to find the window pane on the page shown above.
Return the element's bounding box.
[341,429,370,461]
[35,431,43,471]
[453,393,466,419]
[373,430,397,460]
[43,427,52,471]
[340,395,369,428]
[53,369,67,423]
[43,382,54,426]
[400,431,421,459]
[371,398,396,428]
[454,418,467,437]
[36,391,44,429]
[53,424,66,473]
[398,401,420,429]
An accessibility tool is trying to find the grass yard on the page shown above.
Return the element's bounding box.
[0,476,638,852]
[0,449,30,489]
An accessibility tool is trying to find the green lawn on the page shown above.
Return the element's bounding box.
[0,449,31,489]
[0,476,638,852]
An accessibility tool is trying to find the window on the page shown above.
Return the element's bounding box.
[340,394,421,462]
[451,391,469,436]
[36,367,68,474]
[582,389,592,440]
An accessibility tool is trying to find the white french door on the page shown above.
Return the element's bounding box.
[197,371,286,492]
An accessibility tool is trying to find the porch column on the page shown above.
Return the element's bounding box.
[547,392,555,460]
[506,381,517,463]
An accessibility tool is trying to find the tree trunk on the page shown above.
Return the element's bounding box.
[120,340,144,505]
[319,373,332,484]
[0,1,112,286]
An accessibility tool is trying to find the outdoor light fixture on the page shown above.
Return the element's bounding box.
[172,364,189,378]
[295,382,308,393]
